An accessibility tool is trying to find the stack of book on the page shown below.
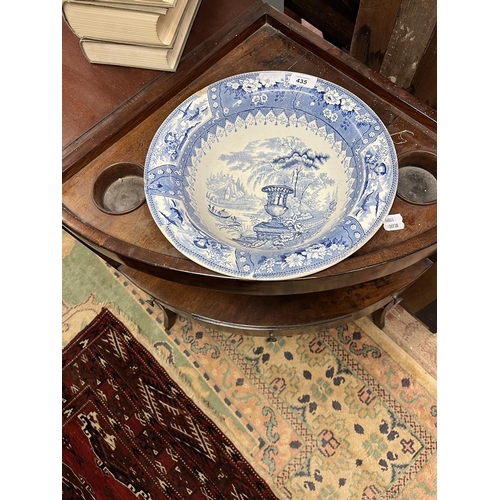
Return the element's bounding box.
[62,0,202,71]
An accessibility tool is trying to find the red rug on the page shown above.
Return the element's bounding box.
[62,308,280,499]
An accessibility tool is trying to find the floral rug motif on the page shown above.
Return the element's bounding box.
[63,230,437,499]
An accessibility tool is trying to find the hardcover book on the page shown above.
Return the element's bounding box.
[80,0,201,71]
[63,0,190,47]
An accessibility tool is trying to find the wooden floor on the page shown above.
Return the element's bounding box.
[374,261,437,378]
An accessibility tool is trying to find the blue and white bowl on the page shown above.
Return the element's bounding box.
[144,71,398,280]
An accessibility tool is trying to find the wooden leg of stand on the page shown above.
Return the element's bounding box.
[266,331,278,342]
[372,307,387,329]
[372,295,403,329]
[146,298,178,330]
[158,304,178,330]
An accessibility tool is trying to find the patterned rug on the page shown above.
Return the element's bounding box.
[63,308,281,499]
[63,230,437,499]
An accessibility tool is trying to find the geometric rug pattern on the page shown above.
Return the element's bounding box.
[63,308,281,499]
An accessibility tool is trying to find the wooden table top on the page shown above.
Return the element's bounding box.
[62,0,437,296]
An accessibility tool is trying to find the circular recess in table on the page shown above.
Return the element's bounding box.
[93,162,145,215]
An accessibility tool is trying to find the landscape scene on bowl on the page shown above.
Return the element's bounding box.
[201,134,344,251]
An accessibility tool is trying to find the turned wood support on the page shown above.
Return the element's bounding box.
[372,294,403,329]
[146,298,178,330]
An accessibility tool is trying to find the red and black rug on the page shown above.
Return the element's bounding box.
[62,308,280,499]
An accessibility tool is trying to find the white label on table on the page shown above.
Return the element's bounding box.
[289,72,317,88]
[385,214,403,224]
[384,220,405,231]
